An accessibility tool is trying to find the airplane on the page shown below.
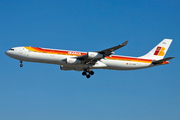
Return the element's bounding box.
[5,39,174,78]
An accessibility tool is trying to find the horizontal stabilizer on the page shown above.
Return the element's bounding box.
[152,57,174,65]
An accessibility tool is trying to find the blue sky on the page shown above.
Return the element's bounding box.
[0,0,180,120]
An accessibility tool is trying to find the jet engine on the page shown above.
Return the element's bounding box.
[66,58,81,64]
[87,52,103,59]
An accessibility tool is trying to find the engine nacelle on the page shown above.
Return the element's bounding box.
[87,52,103,59]
[66,58,81,64]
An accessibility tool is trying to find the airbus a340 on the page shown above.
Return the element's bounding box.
[5,39,174,78]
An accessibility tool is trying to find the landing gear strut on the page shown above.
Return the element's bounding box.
[20,61,23,67]
[82,69,95,78]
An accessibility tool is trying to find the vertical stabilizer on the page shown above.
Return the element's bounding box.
[139,39,172,60]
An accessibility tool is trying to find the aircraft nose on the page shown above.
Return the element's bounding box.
[5,49,14,57]
[5,50,10,56]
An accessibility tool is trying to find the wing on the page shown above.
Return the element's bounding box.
[77,41,128,65]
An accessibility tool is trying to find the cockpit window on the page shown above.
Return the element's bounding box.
[9,49,14,51]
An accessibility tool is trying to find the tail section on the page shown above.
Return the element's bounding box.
[139,39,173,60]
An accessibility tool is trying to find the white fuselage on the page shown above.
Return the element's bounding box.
[5,46,155,71]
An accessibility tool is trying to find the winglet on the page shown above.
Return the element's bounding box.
[121,41,128,46]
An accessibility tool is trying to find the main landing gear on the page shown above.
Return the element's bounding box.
[20,61,23,67]
[82,70,94,78]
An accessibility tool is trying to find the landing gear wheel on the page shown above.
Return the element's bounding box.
[82,71,86,76]
[20,64,23,67]
[86,74,91,78]
[83,68,94,78]
[89,71,94,75]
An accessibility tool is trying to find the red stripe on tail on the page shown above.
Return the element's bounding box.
[154,47,161,55]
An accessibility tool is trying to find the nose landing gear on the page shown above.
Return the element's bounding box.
[20,61,23,67]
